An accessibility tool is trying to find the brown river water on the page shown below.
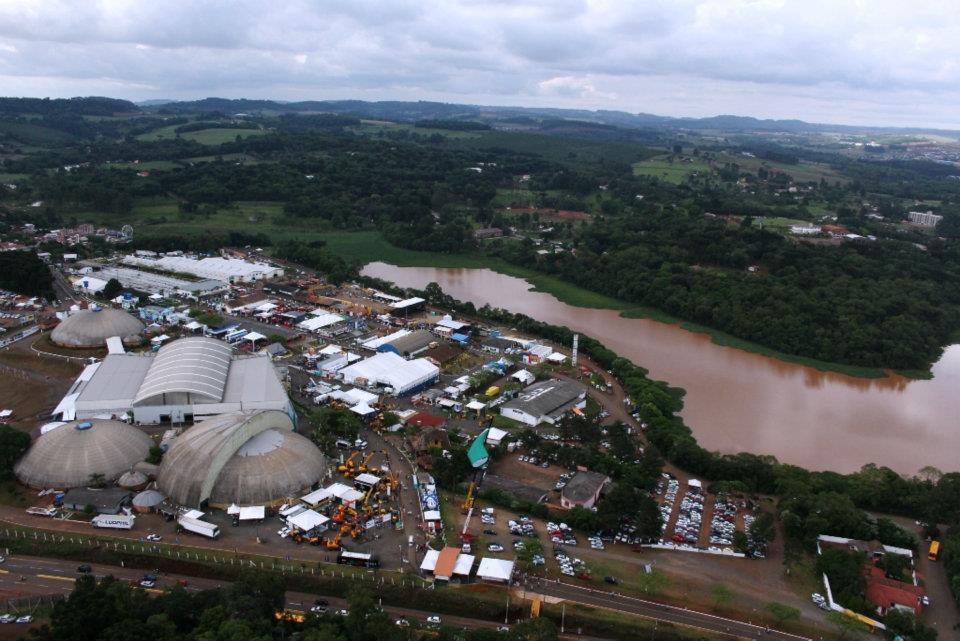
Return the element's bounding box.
[362,262,960,474]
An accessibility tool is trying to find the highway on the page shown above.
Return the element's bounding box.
[0,555,611,639]
[529,578,810,641]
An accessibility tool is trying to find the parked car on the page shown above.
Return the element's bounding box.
[335,609,349,616]
[487,543,504,552]
[426,615,441,624]
[604,576,618,585]
[310,605,327,614]
[139,574,158,588]
[0,614,16,623]
[395,618,410,627]
[483,529,497,535]
[16,616,33,624]
[76,564,92,574]
[146,534,162,542]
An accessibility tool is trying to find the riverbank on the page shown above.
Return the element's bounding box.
[325,231,923,379]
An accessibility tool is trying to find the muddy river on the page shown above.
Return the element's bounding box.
[362,262,960,474]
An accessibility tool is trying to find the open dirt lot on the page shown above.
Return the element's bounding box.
[0,336,82,430]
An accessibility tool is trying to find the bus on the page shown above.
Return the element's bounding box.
[337,551,380,568]
[928,540,940,561]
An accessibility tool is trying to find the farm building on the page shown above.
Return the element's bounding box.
[158,410,326,508]
[376,329,436,358]
[53,336,291,424]
[499,379,586,427]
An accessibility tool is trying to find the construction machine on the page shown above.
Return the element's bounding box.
[325,532,342,550]
[337,451,359,475]
[461,481,476,514]
[358,452,375,474]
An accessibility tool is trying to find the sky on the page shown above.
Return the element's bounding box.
[1,0,960,128]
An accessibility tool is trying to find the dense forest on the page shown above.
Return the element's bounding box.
[0,250,53,298]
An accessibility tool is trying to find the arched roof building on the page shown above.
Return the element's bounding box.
[157,410,326,508]
[133,338,232,406]
[14,419,152,489]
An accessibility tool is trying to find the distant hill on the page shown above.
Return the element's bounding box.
[149,97,960,136]
[0,96,139,116]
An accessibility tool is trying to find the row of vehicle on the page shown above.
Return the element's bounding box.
[508,517,536,538]
[516,454,549,468]
[547,521,577,546]
[671,487,704,545]
[554,548,588,578]
[659,478,680,534]
[587,535,605,550]
[0,614,32,624]
[708,494,738,546]
[554,472,572,491]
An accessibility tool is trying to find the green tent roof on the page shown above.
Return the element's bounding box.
[467,428,490,468]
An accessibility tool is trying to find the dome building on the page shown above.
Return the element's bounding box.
[51,307,144,349]
[157,410,326,508]
[14,419,152,489]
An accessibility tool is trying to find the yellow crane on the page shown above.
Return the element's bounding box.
[461,481,475,514]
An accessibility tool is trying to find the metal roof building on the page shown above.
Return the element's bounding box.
[14,419,152,489]
[157,410,326,508]
[376,329,436,358]
[51,308,144,349]
[54,336,291,424]
[499,378,587,427]
[122,255,283,283]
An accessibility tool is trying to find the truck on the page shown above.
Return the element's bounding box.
[92,514,135,530]
[25,506,57,517]
[178,515,220,539]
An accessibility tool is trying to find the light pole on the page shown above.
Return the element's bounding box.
[561,602,565,633]
[505,593,510,624]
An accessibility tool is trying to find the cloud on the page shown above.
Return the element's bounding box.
[0,1,957,127]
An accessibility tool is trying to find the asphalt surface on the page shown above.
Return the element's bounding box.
[0,555,610,639]
[529,578,810,641]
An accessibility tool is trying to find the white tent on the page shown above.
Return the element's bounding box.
[354,473,381,486]
[339,351,439,396]
[319,344,343,355]
[477,557,514,582]
[286,509,329,532]
[350,403,376,416]
[298,314,344,332]
[423,509,441,522]
[301,488,333,505]
[243,331,267,344]
[239,506,265,521]
[466,400,486,411]
[420,548,440,572]
[486,427,507,446]
[511,369,535,385]
[546,352,567,363]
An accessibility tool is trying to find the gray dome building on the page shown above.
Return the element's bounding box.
[51,307,144,349]
[157,410,326,508]
[14,419,153,489]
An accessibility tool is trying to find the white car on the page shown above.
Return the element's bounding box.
[395,618,410,627]
[16,616,33,624]
[0,614,15,623]
[335,609,349,616]
[426,615,441,624]
[278,527,291,538]
[488,544,504,552]
[146,534,162,542]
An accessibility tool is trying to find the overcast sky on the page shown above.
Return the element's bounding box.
[1,0,959,128]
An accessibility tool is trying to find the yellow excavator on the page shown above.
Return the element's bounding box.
[461,481,475,514]
[337,451,359,475]
[358,452,375,474]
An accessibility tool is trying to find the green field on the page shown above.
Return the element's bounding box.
[632,156,712,183]
[0,121,75,145]
[137,125,267,145]
[751,216,810,232]
[0,173,30,182]
[459,130,656,168]
[105,160,181,171]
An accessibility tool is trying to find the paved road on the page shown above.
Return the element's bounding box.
[529,578,810,641]
[0,555,609,639]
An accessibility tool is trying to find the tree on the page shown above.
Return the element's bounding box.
[0,424,31,480]
[748,511,776,547]
[87,472,106,488]
[710,583,735,611]
[101,278,123,300]
[764,601,800,627]
[266,334,285,344]
[146,445,163,465]
[508,617,558,641]
[732,530,749,553]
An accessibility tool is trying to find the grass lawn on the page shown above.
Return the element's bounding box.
[632,156,712,183]
[105,160,181,171]
[137,125,267,145]
[750,217,810,233]
[0,173,30,182]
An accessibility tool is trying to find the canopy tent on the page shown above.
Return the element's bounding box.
[476,557,514,582]
[349,403,376,416]
[354,473,381,486]
[546,352,567,363]
[486,427,507,446]
[286,508,329,532]
[239,506,265,521]
[467,428,490,468]
[466,400,486,411]
[301,488,333,505]
[243,331,267,344]
[106,336,125,355]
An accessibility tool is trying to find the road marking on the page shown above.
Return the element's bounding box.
[36,574,74,582]
[0,569,8,574]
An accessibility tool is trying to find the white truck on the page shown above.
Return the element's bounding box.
[25,506,57,517]
[91,514,135,530]
[178,515,220,539]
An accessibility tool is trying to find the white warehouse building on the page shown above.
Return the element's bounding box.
[54,337,293,425]
[121,254,283,283]
[338,351,439,396]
